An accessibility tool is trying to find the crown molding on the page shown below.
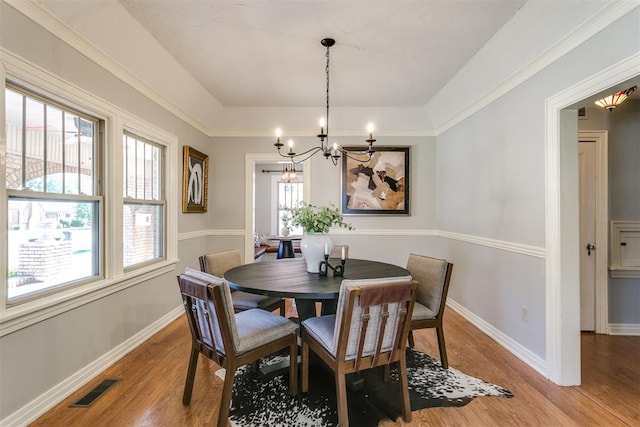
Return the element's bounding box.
[8,0,634,140]
[432,1,639,135]
[207,128,436,138]
[3,0,211,136]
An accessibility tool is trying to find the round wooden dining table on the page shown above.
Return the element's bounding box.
[224,257,410,321]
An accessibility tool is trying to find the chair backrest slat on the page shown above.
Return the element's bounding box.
[388,302,410,364]
[354,305,370,371]
[371,303,390,367]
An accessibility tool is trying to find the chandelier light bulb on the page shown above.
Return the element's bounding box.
[367,123,374,139]
[276,128,282,138]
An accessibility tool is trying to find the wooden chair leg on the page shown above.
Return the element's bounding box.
[301,341,309,393]
[436,326,448,369]
[217,365,236,427]
[288,339,298,396]
[397,355,412,422]
[407,330,415,348]
[335,371,349,427]
[182,347,199,405]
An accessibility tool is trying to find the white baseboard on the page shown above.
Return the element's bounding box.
[447,298,548,379]
[1,306,184,427]
[608,323,640,336]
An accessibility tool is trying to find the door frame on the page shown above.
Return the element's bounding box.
[578,131,608,335]
[244,154,311,263]
[546,52,638,385]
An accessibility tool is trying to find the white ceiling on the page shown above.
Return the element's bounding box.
[37,0,526,109]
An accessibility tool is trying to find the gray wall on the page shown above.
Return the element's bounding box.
[0,2,210,419]
[579,100,640,324]
[436,8,640,359]
[608,100,640,324]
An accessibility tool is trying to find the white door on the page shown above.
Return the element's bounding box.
[579,140,596,331]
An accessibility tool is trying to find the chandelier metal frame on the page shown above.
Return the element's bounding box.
[274,38,376,166]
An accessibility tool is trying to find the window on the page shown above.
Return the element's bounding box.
[5,85,101,301]
[123,132,165,268]
[278,180,303,235]
[1,56,178,334]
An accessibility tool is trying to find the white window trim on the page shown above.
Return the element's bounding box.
[0,49,178,337]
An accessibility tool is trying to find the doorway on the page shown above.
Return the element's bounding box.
[546,54,638,385]
[243,154,311,263]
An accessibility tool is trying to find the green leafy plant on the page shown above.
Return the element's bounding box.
[287,202,354,234]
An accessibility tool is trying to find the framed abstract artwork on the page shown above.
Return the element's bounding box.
[182,146,208,213]
[341,146,410,215]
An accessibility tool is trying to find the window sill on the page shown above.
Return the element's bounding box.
[0,258,179,337]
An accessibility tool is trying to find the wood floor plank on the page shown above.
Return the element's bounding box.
[30,301,639,426]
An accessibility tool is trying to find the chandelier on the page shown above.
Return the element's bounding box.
[594,85,636,111]
[274,38,376,166]
[281,163,297,183]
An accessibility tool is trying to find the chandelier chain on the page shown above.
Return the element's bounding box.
[325,44,331,146]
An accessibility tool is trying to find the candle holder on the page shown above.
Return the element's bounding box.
[319,254,345,277]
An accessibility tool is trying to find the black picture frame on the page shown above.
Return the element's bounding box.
[341,146,410,215]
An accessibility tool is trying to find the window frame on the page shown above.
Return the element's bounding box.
[276,178,304,235]
[4,83,104,304]
[0,50,179,337]
[122,131,167,270]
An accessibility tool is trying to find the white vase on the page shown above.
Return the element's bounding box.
[300,234,333,273]
[280,226,290,236]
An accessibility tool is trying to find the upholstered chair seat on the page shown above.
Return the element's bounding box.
[410,301,438,320]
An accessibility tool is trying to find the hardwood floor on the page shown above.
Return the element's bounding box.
[31,302,639,426]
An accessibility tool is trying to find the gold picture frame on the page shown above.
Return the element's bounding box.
[182,146,208,213]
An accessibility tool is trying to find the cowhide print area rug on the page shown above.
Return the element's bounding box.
[216,348,513,427]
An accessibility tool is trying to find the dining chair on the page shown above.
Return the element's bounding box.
[177,268,299,427]
[405,253,454,368]
[200,249,286,316]
[301,276,417,427]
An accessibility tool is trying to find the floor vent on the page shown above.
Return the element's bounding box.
[69,379,120,408]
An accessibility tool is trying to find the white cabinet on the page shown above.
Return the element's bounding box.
[610,221,640,278]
